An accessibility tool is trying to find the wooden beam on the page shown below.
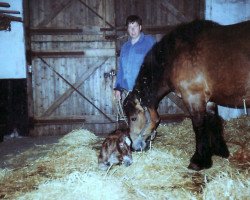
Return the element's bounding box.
[33,114,117,125]
[41,58,109,117]
[0,10,20,14]
[29,28,83,35]
[31,51,85,58]
[33,113,188,126]
[166,92,190,114]
[32,117,85,125]
[36,0,73,27]
[0,2,10,7]
[100,25,175,34]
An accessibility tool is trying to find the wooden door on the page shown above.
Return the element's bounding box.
[26,0,117,136]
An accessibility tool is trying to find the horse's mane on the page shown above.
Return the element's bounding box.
[132,19,220,107]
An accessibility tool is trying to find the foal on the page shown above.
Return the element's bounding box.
[98,129,133,170]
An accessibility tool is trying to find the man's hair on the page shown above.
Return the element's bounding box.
[125,15,142,26]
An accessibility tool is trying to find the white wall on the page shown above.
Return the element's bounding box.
[206,0,250,25]
[0,0,26,79]
[205,0,250,120]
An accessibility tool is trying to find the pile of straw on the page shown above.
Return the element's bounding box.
[0,117,249,199]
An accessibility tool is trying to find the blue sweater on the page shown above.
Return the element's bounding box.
[114,32,156,91]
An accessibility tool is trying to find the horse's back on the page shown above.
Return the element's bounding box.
[172,20,250,107]
[203,21,250,106]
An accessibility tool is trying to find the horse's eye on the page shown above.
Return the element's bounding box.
[131,117,137,121]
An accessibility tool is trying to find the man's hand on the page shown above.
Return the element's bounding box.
[114,90,121,100]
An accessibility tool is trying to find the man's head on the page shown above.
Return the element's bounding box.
[126,15,142,40]
[126,15,142,26]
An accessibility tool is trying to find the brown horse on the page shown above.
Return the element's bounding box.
[123,19,250,171]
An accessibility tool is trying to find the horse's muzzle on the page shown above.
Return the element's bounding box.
[132,138,152,152]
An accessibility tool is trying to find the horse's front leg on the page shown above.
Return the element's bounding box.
[140,107,160,147]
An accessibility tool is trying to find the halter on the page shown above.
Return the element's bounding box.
[138,106,157,141]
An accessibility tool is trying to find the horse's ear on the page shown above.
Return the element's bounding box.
[134,98,144,112]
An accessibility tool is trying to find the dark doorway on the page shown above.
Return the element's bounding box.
[0,79,28,142]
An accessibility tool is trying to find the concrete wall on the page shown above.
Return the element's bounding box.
[0,0,26,79]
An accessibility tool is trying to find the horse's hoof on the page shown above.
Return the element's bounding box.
[188,160,213,171]
[188,163,203,171]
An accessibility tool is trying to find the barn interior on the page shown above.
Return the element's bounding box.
[0,0,249,199]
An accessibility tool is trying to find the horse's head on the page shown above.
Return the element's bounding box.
[123,93,160,151]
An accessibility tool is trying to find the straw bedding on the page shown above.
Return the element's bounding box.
[0,117,249,200]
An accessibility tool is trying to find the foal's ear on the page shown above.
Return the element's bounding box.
[124,136,131,146]
[119,136,131,148]
[134,98,144,112]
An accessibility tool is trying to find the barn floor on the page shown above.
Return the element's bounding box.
[0,135,62,169]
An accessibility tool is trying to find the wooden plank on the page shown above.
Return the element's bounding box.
[100,25,174,32]
[36,0,73,27]
[32,117,86,125]
[31,51,85,57]
[33,114,117,125]
[33,113,189,126]
[78,0,114,29]
[30,34,107,42]
[31,49,114,58]
[161,0,191,22]
[166,92,189,114]
[41,58,109,117]
[29,28,83,35]
[30,26,102,35]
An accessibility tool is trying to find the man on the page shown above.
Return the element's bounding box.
[114,15,156,100]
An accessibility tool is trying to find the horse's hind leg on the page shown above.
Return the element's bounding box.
[188,111,214,170]
[206,102,229,158]
[207,115,229,158]
[189,111,229,171]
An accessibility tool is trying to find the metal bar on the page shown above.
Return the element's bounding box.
[0,13,22,22]
[0,2,10,7]
[0,10,20,14]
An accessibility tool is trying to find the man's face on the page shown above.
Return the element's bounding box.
[127,22,141,39]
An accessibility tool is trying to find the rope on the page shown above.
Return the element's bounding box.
[115,97,128,126]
